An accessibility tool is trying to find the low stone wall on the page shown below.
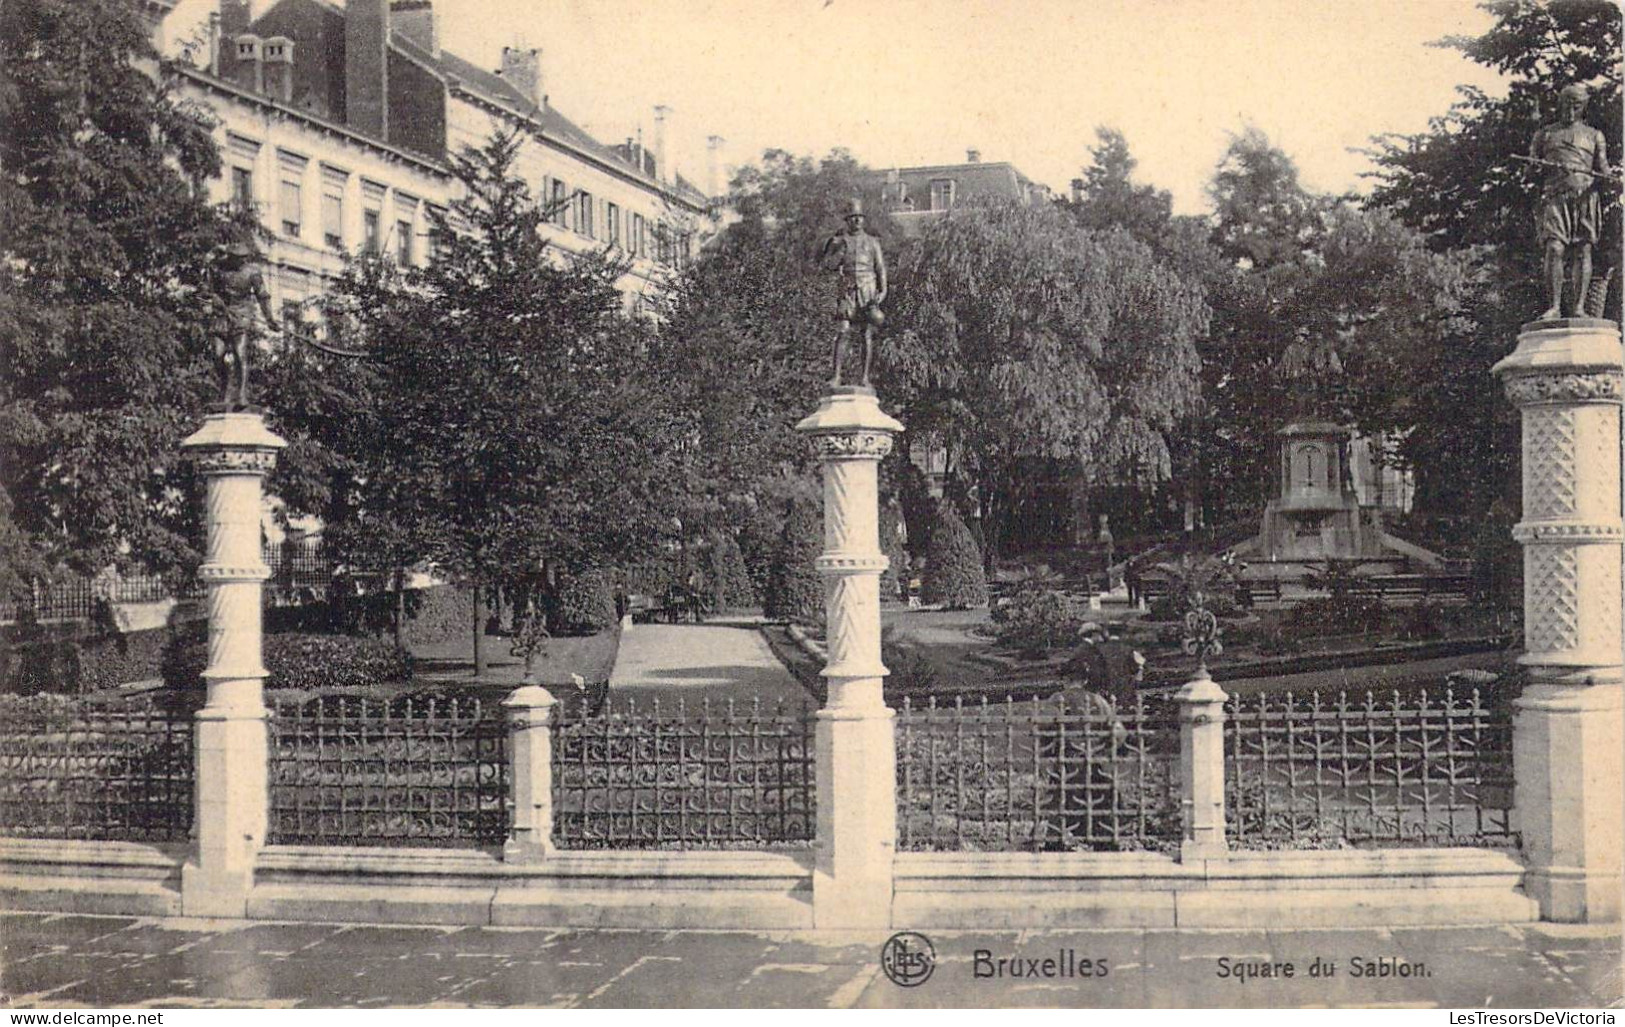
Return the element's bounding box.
[0,839,1537,930]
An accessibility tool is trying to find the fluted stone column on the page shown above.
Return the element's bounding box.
[796,387,903,929]
[179,412,286,918]
[1493,317,1623,923]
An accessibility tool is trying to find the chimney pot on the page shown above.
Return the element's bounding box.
[651,105,671,184]
[966,148,981,163]
[1070,177,1085,203]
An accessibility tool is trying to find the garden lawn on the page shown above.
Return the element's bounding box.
[410,622,623,687]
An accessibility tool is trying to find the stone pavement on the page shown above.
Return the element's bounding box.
[2,912,1618,1008]
[607,621,810,706]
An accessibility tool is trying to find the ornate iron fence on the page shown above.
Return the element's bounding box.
[553,696,816,849]
[268,693,509,848]
[895,693,1181,852]
[1225,687,1516,848]
[0,694,196,841]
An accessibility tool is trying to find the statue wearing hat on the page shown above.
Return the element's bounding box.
[1529,83,1612,319]
[819,197,887,387]
[209,234,280,411]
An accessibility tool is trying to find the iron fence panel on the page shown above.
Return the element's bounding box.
[0,694,195,841]
[895,693,1181,852]
[553,696,815,849]
[1225,687,1516,848]
[268,693,509,848]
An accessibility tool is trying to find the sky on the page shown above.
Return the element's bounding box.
[164,0,1509,215]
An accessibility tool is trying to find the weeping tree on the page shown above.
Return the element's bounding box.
[885,198,1209,564]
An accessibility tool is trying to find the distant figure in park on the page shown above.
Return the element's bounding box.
[1530,83,1611,320]
[210,236,279,410]
[819,198,887,388]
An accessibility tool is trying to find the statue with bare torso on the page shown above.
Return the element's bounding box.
[209,237,280,411]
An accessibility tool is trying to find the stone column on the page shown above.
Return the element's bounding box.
[1492,317,1623,924]
[1176,669,1229,861]
[504,684,559,863]
[795,387,903,929]
[179,411,286,918]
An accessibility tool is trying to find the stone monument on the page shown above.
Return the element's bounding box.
[209,236,280,412]
[796,386,903,928]
[1485,95,1622,921]
[179,411,287,916]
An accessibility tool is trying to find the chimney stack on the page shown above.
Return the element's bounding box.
[705,135,725,199]
[966,148,981,163]
[219,0,253,40]
[1070,177,1085,203]
[651,104,670,184]
[498,46,541,109]
[390,0,438,58]
[345,0,389,138]
[263,36,293,101]
[234,34,264,93]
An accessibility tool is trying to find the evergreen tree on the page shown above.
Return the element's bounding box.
[879,499,909,601]
[922,502,988,609]
[763,501,823,626]
[1,0,250,593]
[706,531,756,613]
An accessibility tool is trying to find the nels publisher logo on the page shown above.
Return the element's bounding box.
[881,931,936,988]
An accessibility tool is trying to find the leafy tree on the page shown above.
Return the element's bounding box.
[1066,128,1177,246]
[266,130,680,673]
[1,0,249,594]
[887,198,1208,560]
[921,502,988,609]
[1365,0,1622,519]
[763,500,823,626]
[659,149,894,528]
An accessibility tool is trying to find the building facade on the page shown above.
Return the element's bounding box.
[165,0,714,331]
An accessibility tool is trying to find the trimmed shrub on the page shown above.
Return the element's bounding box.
[737,505,783,606]
[994,588,1084,657]
[1283,595,1387,636]
[707,532,757,613]
[162,631,413,691]
[922,503,988,609]
[555,567,619,636]
[764,502,824,626]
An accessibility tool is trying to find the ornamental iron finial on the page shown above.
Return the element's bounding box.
[1181,590,1223,673]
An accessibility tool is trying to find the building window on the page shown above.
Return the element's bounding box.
[930,177,956,211]
[232,167,254,209]
[631,213,645,258]
[363,210,380,253]
[551,180,570,230]
[321,193,343,249]
[396,219,413,265]
[426,205,446,262]
[606,203,620,247]
[279,179,301,237]
[577,191,594,238]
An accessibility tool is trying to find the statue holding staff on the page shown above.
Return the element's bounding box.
[209,235,280,410]
[819,198,887,388]
[1528,83,1612,320]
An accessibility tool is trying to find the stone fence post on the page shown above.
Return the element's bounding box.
[1176,670,1229,861]
[179,411,286,918]
[796,387,904,929]
[1493,317,1623,923]
[504,684,559,862]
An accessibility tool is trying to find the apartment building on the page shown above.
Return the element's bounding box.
[164,0,716,328]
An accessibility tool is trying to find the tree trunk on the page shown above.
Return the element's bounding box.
[472,578,488,679]
[393,567,406,649]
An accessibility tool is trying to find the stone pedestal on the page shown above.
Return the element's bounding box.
[1492,318,1623,923]
[178,412,285,918]
[1176,670,1229,861]
[504,684,559,863]
[796,388,903,929]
